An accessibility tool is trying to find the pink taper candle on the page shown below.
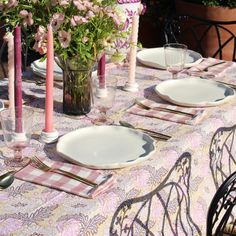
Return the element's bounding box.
[127,14,139,85]
[5,32,15,112]
[45,25,54,133]
[98,54,105,85]
[14,26,22,133]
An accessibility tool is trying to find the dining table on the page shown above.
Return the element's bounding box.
[0,59,236,236]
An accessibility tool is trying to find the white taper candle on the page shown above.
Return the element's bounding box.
[127,13,139,85]
[5,32,15,111]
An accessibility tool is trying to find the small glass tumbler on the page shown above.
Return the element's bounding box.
[164,43,188,79]
[90,74,118,124]
[0,106,34,167]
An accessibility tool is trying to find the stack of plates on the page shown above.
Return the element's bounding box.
[30,58,63,81]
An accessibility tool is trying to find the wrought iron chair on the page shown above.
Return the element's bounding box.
[164,14,236,61]
[207,171,236,235]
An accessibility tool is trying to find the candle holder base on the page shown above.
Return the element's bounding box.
[96,88,107,98]
[123,82,139,92]
[13,132,27,142]
[40,130,59,144]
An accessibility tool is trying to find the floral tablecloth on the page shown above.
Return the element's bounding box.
[0,62,236,236]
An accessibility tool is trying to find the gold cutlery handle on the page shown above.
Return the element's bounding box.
[135,99,195,118]
[137,127,171,140]
[215,80,236,89]
[119,120,171,141]
[154,107,195,118]
[203,61,226,71]
[50,168,97,188]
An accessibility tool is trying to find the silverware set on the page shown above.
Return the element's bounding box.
[31,156,97,187]
[119,120,171,141]
[135,98,196,118]
[187,61,236,89]
[0,156,98,189]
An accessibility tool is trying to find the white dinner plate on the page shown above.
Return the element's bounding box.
[56,126,156,169]
[137,47,203,69]
[154,77,235,107]
[30,58,63,81]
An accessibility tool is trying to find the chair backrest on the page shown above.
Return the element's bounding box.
[164,14,236,61]
[207,171,236,235]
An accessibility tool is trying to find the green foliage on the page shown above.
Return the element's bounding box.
[0,0,127,63]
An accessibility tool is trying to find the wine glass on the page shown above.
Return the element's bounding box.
[90,74,118,124]
[164,43,187,79]
[0,107,34,167]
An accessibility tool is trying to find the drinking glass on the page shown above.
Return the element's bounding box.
[164,43,187,79]
[0,107,34,167]
[90,74,118,124]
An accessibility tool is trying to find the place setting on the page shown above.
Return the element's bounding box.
[125,42,236,127]
[137,42,235,85]
[0,106,143,198]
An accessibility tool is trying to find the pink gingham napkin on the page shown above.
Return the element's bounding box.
[184,57,233,78]
[127,99,206,125]
[15,157,115,199]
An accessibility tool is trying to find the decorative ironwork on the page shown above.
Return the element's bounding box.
[207,171,236,235]
[164,14,236,61]
[110,152,201,236]
[209,125,236,189]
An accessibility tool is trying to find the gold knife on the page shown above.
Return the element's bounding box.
[202,61,226,72]
[215,80,236,89]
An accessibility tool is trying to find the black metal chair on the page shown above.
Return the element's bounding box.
[164,14,236,61]
[207,171,236,235]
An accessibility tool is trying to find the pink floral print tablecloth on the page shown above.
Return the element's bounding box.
[0,62,236,235]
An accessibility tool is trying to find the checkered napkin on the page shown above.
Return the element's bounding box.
[184,57,233,78]
[15,157,116,199]
[127,99,206,125]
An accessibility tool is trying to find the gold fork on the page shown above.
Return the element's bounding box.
[135,99,196,118]
[31,156,97,188]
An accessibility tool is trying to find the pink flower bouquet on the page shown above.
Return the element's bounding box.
[0,0,126,62]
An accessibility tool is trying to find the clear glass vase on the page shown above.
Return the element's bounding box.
[57,57,95,115]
